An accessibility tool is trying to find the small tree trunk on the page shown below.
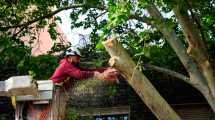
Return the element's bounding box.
[103,38,181,120]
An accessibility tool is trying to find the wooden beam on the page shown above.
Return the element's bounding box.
[16,91,52,101]
[37,80,53,91]
[0,76,38,96]
[16,80,53,101]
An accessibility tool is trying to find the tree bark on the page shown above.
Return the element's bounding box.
[103,38,181,120]
[146,3,215,112]
[173,4,215,98]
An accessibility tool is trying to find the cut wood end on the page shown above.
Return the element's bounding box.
[109,56,118,67]
[103,38,116,48]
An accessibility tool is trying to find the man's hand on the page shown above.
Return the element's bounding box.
[94,71,105,80]
[103,68,119,79]
[94,68,119,84]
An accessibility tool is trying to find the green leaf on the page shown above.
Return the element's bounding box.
[96,40,104,49]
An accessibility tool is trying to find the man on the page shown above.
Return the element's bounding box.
[50,47,119,120]
[50,47,118,85]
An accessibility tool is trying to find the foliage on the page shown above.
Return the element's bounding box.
[0,34,58,80]
[0,0,214,74]
[0,35,30,80]
[20,55,58,79]
[0,115,7,120]
[65,107,94,120]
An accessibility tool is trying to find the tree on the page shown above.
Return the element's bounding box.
[91,0,215,113]
[144,0,215,111]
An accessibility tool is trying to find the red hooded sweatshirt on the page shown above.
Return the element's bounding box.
[50,58,105,83]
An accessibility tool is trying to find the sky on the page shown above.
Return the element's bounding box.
[55,7,163,48]
[56,10,91,47]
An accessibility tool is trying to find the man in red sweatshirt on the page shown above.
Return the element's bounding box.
[50,47,118,86]
[50,47,119,119]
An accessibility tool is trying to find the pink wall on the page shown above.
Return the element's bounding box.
[22,25,69,56]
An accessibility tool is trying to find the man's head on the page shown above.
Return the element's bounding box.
[65,47,81,65]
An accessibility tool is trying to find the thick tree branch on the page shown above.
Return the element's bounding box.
[103,38,181,120]
[0,4,106,30]
[144,64,190,83]
[146,3,215,112]
[184,0,206,43]
[173,1,215,97]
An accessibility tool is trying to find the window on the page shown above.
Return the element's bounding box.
[77,106,130,120]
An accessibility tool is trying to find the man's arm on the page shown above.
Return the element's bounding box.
[64,65,105,80]
[64,65,94,80]
[80,67,107,73]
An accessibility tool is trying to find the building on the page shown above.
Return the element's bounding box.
[20,23,69,56]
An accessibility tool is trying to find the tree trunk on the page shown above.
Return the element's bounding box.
[103,38,181,120]
[146,3,215,112]
[173,4,215,98]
